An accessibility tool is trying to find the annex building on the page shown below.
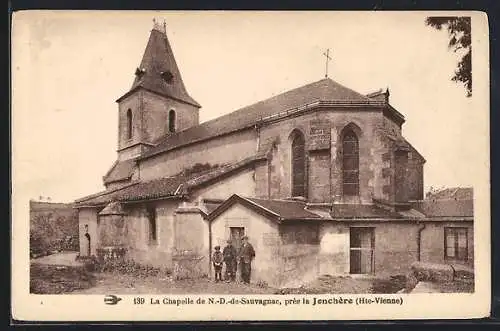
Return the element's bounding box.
[75,22,474,287]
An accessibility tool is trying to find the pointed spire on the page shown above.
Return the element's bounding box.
[117,19,200,108]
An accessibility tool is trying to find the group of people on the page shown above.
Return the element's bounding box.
[212,236,255,284]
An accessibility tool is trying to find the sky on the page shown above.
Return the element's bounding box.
[12,11,489,203]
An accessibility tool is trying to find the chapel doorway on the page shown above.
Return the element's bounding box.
[84,233,91,256]
[230,227,245,254]
[349,227,375,274]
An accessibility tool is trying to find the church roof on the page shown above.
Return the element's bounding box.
[116,27,200,107]
[139,78,389,160]
[75,155,265,207]
[103,159,136,184]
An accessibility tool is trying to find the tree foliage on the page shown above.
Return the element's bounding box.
[425,16,472,97]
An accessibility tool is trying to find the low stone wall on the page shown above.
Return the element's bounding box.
[410,262,455,282]
[172,252,206,280]
[275,244,320,288]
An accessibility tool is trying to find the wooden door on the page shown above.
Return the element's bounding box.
[350,227,375,274]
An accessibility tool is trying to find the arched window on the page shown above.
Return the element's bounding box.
[291,130,306,198]
[342,128,359,196]
[126,109,133,140]
[168,109,176,133]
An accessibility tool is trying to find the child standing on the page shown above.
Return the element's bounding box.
[212,246,223,282]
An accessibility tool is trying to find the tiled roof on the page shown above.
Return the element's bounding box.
[139,78,385,160]
[330,204,404,219]
[117,29,200,107]
[206,193,473,222]
[412,199,473,218]
[425,187,473,201]
[207,194,323,223]
[75,176,184,206]
[245,197,324,221]
[103,159,136,184]
[75,155,264,207]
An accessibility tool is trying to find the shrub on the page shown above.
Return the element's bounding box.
[256,280,268,288]
[95,258,171,278]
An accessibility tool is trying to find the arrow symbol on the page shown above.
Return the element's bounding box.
[104,294,122,305]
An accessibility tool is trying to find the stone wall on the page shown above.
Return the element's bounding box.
[117,92,142,152]
[98,214,127,247]
[116,90,200,161]
[420,221,474,268]
[139,129,257,181]
[256,109,388,204]
[191,168,256,202]
[121,200,177,268]
[172,205,210,278]
[318,223,350,275]
[371,222,419,276]
[406,151,424,200]
[141,90,199,141]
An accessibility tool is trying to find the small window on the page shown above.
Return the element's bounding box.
[126,109,133,140]
[168,109,176,133]
[444,227,468,261]
[147,207,157,243]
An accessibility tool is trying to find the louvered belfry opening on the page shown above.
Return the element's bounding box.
[291,130,306,198]
[342,128,359,196]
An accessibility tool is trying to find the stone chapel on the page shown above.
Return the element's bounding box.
[75,22,474,287]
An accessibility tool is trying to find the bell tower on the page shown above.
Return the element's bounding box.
[115,19,201,161]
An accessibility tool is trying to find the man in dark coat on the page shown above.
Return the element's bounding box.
[238,236,255,284]
[223,239,237,282]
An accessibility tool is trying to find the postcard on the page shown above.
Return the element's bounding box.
[12,10,490,321]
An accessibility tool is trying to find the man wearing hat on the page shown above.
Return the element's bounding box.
[223,239,237,282]
[238,236,255,284]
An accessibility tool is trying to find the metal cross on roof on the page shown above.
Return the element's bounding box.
[323,48,332,78]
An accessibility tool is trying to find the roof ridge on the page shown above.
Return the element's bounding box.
[140,77,380,160]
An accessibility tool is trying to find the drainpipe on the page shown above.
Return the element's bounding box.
[208,216,212,279]
[417,221,426,261]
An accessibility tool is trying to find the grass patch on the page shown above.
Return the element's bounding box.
[30,263,96,294]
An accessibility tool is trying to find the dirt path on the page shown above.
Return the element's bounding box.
[72,273,276,295]
[31,251,82,267]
